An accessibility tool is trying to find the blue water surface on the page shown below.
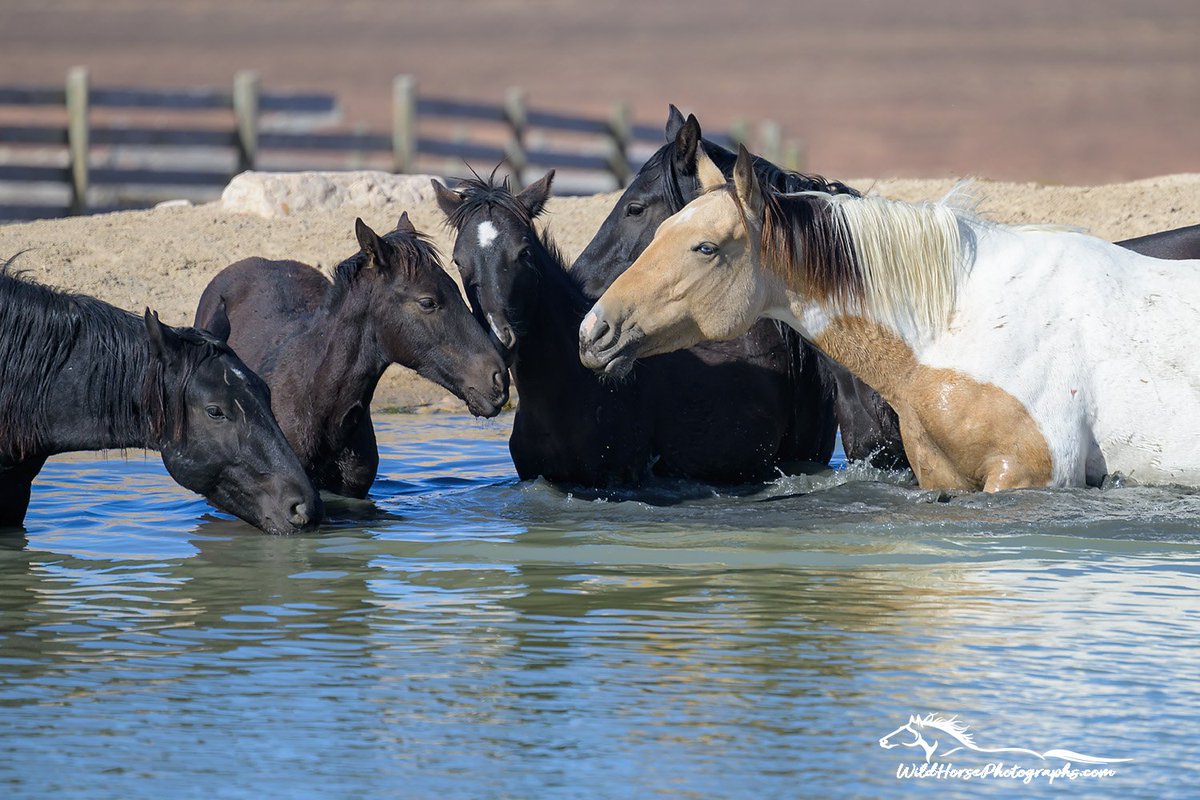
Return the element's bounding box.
[2,413,1198,799]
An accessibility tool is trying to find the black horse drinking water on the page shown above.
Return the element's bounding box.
[571,107,907,470]
[195,214,509,498]
[436,170,828,486]
[0,265,320,534]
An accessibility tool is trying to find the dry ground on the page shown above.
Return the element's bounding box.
[0,172,1197,410]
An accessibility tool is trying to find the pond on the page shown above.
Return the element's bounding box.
[2,413,1198,799]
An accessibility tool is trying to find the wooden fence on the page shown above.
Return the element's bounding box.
[0,67,802,222]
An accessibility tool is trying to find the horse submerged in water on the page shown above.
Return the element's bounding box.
[0,264,320,533]
[435,169,827,485]
[580,144,1200,491]
[196,214,508,498]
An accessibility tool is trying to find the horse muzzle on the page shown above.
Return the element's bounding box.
[578,306,642,380]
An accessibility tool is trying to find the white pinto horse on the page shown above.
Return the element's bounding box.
[579,144,1200,491]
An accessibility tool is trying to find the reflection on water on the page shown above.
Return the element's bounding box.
[2,413,1198,799]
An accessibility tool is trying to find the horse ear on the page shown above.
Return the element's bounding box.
[432,179,463,221]
[665,104,686,141]
[204,297,231,343]
[355,217,387,269]
[396,210,416,234]
[517,169,554,218]
[673,113,702,176]
[733,144,765,221]
[696,144,726,192]
[144,308,181,364]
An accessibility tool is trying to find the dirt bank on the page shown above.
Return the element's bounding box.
[1,172,1197,411]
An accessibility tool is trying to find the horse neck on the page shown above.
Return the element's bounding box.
[512,235,593,388]
[36,314,161,455]
[769,202,968,402]
[282,283,389,421]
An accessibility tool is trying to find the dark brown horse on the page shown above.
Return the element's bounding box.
[0,264,319,534]
[195,214,508,498]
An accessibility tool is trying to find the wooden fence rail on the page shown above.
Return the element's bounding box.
[0,67,802,222]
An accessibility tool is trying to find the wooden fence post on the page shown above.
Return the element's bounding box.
[393,74,417,174]
[728,117,749,150]
[783,138,806,172]
[233,70,260,173]
[759,120,782,164]
[503,86,527,189]
[65,66,89,216]
[607,99,632,188]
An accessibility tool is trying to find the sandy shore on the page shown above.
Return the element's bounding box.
[1,172,1198,411]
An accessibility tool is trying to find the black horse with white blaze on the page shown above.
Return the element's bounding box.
[437,170,829,486]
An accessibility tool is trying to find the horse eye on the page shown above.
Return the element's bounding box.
[695,242,718,256]
[417,297,438,311]
[626,203,645,217]
[518,246,532,261]
[205,405,226,421]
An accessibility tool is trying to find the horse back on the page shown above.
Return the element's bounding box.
[195,257,329,371]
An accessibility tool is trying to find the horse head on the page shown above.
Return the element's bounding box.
[879,716,939,762]
[435,169,556,365]
[347,214,509,418]
[144,310,322,534]
[571,105,709,298]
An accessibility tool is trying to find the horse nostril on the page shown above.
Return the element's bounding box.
[491,369,506,393]
[290,501,312,527]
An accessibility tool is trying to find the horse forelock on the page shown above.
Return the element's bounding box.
[445,173,538,231]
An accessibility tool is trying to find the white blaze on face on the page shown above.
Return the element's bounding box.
[486,313,506,342]
[477,220,500,249]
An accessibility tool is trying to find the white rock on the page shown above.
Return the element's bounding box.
[220,170,443,218]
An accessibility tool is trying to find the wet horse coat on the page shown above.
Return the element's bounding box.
[580,145,1200,490]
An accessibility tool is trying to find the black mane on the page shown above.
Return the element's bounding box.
[656,136,860,216]
[328,226,442,308]
[0,264,223,459]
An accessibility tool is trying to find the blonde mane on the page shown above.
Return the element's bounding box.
[827,192,964,337]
